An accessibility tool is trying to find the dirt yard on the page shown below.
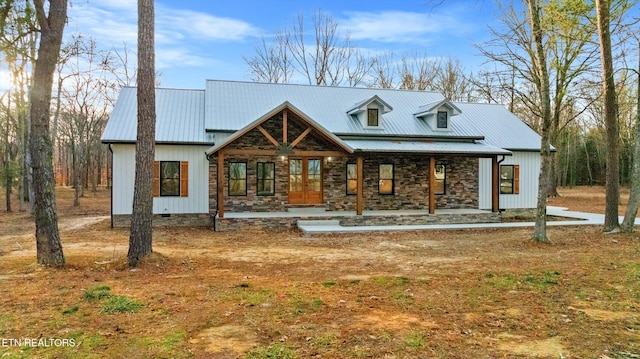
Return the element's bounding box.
[0,186,639,358]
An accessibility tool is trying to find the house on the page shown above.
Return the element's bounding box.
[101,80,544,231]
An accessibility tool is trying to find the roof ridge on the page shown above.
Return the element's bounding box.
[206,79,443,95]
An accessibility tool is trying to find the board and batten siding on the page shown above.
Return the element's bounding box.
[111,144,210,215]
[479,151,540,210]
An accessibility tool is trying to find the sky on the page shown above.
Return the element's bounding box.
[0,0,513,92]
[60,0,512,90]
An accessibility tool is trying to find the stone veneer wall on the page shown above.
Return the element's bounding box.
[112,213,211,228]
[207,109,480,215]
[209,153,479,213]
[214,211,501,232]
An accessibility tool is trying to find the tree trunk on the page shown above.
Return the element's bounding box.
[596,0,620,232]
[621,46,640,232]
[4,95,12,212]
[528,0,552,243]
[128,0,156,267]
[29,0,67,266]
[72,142,79,207]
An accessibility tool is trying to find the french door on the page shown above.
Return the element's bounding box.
[289,157,322,204]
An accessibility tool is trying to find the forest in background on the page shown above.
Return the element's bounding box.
[0,1,638,212]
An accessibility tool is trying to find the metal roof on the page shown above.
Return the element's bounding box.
[101,87,214,144]
[102,80,544,152]
[205,80,487,138]
[451,102,542,151]
[345,139,512,156]
[205,102,354,155]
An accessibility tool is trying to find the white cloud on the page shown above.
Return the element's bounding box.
[157,8,261,43]
[342,10,471,44]
[156,47,209,69]
[65,1,260,75]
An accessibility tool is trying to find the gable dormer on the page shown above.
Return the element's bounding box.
[347,95,393,129]
[414,99,462,131]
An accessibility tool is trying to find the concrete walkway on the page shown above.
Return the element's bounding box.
[297,206,639,235]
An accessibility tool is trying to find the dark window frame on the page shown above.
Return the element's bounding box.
[500,165,515,194]
[367,108,379,127]
[229,161,247,196]
[160,161,181,197]
[378,163,394,195]
[434,164,446,195]
[256,162,275,196]
[346,163,358,195]
[437,111,448,128]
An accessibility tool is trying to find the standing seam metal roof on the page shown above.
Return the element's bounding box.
[101,87,213,144]
[102,80,544,152]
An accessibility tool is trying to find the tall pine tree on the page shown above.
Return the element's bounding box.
[128,0,156,266]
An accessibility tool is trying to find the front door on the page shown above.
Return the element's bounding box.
[289,157,322,204]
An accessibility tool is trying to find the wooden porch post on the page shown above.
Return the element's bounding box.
[217,152,225,218]
[356,156,363,215]
[491,156,499,213]
[429,155,435,214]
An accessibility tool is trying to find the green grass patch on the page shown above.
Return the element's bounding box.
[404,331,427,349]
[391,291,415,305]
[486,271,560,290]
[100,295,142,314]
[162,330,187,351]
[62,305,79,315]
[224,287,275,307]
[245,342,296,359]
[311,298,324,309]
[322,281,337,288]
[82,285,112,301]
[372,276,410,287]
[313,332,337,346]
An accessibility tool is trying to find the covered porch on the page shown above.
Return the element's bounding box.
[213,208,501,232]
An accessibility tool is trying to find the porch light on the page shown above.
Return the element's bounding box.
[280,156,286,161]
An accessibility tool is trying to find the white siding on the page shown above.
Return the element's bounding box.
[111,144,210,215]
[479,151,541,210]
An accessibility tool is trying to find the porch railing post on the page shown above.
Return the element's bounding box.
[492,156,499,213]
[217,152,225,218]
[357,156,363,215]
[429,156,435,214]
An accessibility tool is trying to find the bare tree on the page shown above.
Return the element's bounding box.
[1,0,38,213]
[433,57,473,101]
[243,30,293,83]
[397,52,440,91]
[29,0,67,266]
[527,0,553,243]
[596,0,620,233]
[128,0,156,267]
[244,10,373,87]
[621,42,640,232]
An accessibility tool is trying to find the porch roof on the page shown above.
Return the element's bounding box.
[344,139,512,156]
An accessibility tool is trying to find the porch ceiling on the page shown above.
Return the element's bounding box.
[343,139,512,156]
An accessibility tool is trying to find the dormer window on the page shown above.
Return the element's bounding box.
[347,95,392,129]
[368,108,379,127]
[437,111,448,128]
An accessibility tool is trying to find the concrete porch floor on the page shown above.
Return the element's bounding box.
[221,208,492,219]
[296,206,640,235]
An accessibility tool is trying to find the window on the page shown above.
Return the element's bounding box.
[257,162,275,196]
[367,108,379,127]
[434,164,446,194]
[500,165,520,194]
[379,164,394,195]
[437,111,448,128]
[160,161,180,196]
[346,163,358,195]
[229,162,247,196]
[154,161,188,197]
